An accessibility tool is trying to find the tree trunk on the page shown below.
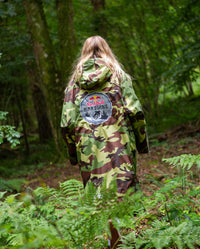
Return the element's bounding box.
[56,0,76,87]
[186,81,194,96]
[15,88,30,155]
[91,0,107,37]
[27,63,53,142]
[91,0,105,11]
[23,0,61,142]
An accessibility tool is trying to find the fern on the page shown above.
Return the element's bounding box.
[163,154,200,170]
[59,178,83,196]
[0,178,26,192]
[0,160,200,249]
[120,219,200,249]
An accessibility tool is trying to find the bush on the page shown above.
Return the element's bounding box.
[0,111,20,148]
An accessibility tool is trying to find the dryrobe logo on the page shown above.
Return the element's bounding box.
[80,92,112,124]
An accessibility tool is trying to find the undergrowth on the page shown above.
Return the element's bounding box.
[0,142,57,178]
[0,154,199,248]
[148,95,200,133]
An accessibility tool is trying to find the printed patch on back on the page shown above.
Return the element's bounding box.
[80,92,112,125]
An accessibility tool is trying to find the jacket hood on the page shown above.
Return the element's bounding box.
[75,58,112,90]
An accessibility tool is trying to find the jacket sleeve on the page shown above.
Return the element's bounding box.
[60,82,78,165]
[61,127,77,165]
[121,74,149,154]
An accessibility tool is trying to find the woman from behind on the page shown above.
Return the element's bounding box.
[61,35,149,248]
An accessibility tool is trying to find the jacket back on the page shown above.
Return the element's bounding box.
[61,58,148,193]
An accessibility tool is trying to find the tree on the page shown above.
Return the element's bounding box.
[166,0,200,96]
[24,0,60,142]
[91,0,107,37]
[1,0,200,153]
[23,0,77,146]
[26,62,53,142]
[105,0,173,115]
[56,0,76,86]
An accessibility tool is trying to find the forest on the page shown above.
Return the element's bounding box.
[0,0,200,248]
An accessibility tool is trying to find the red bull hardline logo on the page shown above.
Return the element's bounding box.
[80,92,112,125]
[87,95,104,106]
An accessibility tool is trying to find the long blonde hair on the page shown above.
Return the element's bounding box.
[70,36,124,83]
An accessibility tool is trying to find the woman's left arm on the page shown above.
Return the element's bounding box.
[60,82,78,165]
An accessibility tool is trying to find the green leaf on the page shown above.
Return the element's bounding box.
[0,191,7,199]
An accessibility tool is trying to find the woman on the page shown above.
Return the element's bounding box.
[61,35,149,248]
[61,35,148,194]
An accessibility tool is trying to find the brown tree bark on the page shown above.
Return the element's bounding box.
[56,0,76,87]
[23,0,61,142]
[91,0,105,11]
[26,63,53,142]
[186,81,194,96]
[15,88,30,155]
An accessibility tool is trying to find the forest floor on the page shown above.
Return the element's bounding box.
[23,122,200,194]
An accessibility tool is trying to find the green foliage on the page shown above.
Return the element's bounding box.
[0,178,26,193]
[0,111,20,148]
[149,95,200,132]
[119,154,200,249]
[163,154,200,170]
[0,141,58,179]
[0,1,200,246]
[165,0,200,94]
[0,154,199,248]
[1,0,200,147]
[0,179,112,248]
[0,111,7,120]
[125,220,200,249]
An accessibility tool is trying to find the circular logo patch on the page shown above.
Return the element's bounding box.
[80,92,112,125]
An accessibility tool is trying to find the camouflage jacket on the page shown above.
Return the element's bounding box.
[61,58,149,194]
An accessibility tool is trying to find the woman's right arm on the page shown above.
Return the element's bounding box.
[60,82,79,165]
[61,127,77,165]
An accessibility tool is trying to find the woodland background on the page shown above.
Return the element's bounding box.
[1,0,200,150]
[0,0,200,195]
[0,0,200,248]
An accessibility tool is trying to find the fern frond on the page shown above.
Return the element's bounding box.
[134,220,200,249]
[163,154,200,170]
[59,179,83,197]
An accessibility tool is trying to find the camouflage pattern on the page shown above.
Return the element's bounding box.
[61,58,149,194]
